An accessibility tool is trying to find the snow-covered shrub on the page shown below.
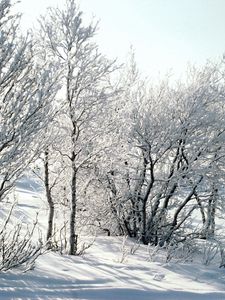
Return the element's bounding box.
[0,205,43,272]
[147,243,161,262]
[164,239,198,263]
[219,244,225,268]
[117,236,129,263]
[202,240,219,266]
[129,238,141,255]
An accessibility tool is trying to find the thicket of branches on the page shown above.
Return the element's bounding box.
[1,0,225,269]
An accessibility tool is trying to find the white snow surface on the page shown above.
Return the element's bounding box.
[0,178,225,299]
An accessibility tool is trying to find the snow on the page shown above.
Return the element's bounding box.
[1,179,225,299]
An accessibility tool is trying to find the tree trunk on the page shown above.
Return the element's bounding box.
[141,155,154,244]
[203,184,217,239]
[69,151,77,255]
[159,176,203,246]
[44,149,54,248]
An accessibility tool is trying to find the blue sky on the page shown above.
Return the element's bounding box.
[18,0,225,79]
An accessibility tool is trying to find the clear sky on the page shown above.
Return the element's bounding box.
[17,0,225,80]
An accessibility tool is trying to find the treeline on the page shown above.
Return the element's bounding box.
[0,0,225,263]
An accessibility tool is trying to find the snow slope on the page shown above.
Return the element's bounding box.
[0,179,225,299]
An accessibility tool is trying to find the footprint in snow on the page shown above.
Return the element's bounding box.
[153,273,165,281]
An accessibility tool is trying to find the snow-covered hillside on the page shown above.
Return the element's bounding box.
[0,180,225,300]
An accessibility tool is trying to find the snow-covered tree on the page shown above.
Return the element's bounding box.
[95,59,225,246]
[39,0,118,254]
[0,0,60,201]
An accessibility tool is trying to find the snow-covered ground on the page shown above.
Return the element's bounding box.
[1,178,225,299]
